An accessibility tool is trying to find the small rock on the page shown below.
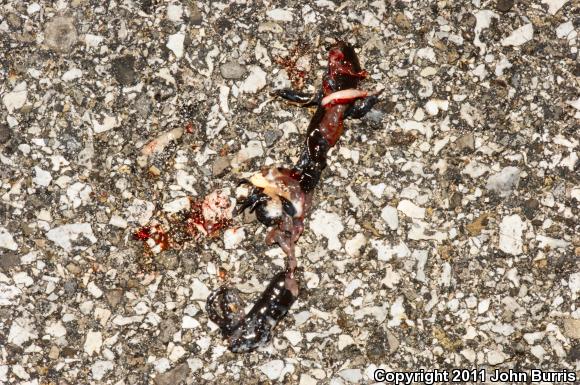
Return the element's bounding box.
[84,331,103,355]
[499,214,524,255]
[522,198,539,219]
[154,363,190,385]
[43,16,77,53]
[381,205,399,230]
[487,350,507,365]
[501,24,534,47]
[338,369,363,383]
[220,61,246,80]
[190,278,210,300]
[111,55,138,86]
[496,0,514,12]
[91,361,114,381]
[531,345,546,361]
[283,330,303,346]
[563,319,580,339]
[46,223,97,252]
[345,234,366,257]
[212,156,230,176]
[223,228,245,249]
[309,210,344,250]
[87,282,103,298]
[486,166,520,197]
[0,227,18,251]
[2,81,27,113]
[259,360,284,380]
[569,272,579,295]
[48,346,60,360]
[264,129,282,147]
[541,0,570,15]
[455,133,475,152]
[166,32,185,58]
[397,200,425,219]
[0,124,10,144]
[239,66,267,93]
[167,4,183,22]
[266,8,293,22]
[0,283,21,306]
[188,1,203,25]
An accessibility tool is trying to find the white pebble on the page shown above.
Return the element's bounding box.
[569,272,580,295]
[486,167,520,197]
[46,223,97,251]
[62,68,83,81]
[0,227,18,251]
[223,228,245,250]
[501,24,534,47]
[162,197,190,213]
[166,4,183,22]
[87,282,103,298]
[182,316,200,329]
[283,330,303,346]
[84,331,103,355]
[381,206,399,230]
[309,210,344,250]
[487,350,507,365]
[397,199,425,219]
[2,81,27,113]
[190,278,210,301]
[260,359,285,380]
[33,166,52,187]
[498,214,524,255]
[91,360,114,381]
[0,284,21,306]
[239,65,267,94]
[338,369,362,383]
[166,32,185,58]
[542,0,569,15]
[266,8,293,22]
[345,234,366,257]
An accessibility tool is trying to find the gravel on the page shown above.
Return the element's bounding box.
[0,0,578,383]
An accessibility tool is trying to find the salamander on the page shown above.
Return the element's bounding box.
[206,41,382,352]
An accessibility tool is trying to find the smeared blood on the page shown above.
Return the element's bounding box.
[134,192,233,260]
[274,43,310,89]
[133,226,152,240]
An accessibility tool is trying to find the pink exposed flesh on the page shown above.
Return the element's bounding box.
[321,89,368,106]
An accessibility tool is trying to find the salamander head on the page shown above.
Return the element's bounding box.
[326,42,366,93]
[235,168,304,227]
[329,42,362,73]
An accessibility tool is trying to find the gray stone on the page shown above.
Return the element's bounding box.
[456,133,475,152]
[0,124,10,144]
[154,363,190,385]
[43,16,77,53]
[496,0,514,12]
[111,55,138,86]
[212,156,230,176]
[264,129,282,147]
[220,61,246,80]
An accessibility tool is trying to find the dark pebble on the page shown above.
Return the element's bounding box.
[111,55,138,86]
[0,124,10,144]
[449,192,463,209]
[154,363,190,385]
[522,198,539,219]
[189,2,203,25]
[496,0,514,12]
[264,129,282,147]
[64,279,78,295]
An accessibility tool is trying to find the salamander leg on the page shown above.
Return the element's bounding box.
[206,270,298,353]
[271,89,322,107]
[344,92,383,119]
